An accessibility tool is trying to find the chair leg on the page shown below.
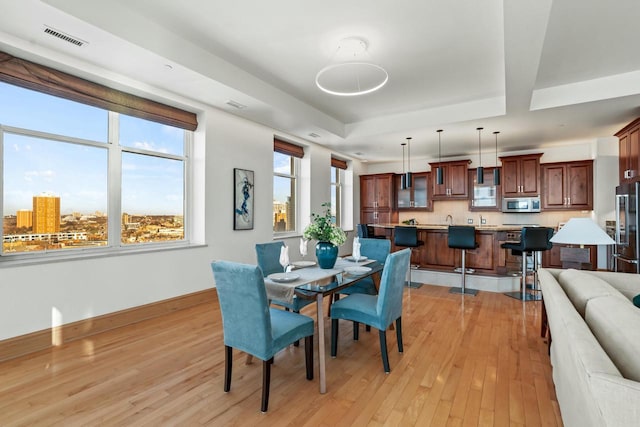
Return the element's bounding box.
[261,357,273,412]
[224,345,232,392]
[293,309,300,347]
[379,330,390,373]
[396,317,403,353]
[331,318,339,357]
[305,335,314,380]
[353,321,360,340]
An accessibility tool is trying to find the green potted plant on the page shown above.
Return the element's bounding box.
[303,202,347,269]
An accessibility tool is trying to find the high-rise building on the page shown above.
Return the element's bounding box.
[16,209,33,229]
[32,193,60,234]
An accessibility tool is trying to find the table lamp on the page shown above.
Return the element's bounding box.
[550,218,614,269]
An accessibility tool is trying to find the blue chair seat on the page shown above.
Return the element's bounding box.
[338,277,378,296]
[331,293,380,329]
[269,308,315,357]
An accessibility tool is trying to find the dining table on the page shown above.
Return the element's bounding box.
[264,257,383,394]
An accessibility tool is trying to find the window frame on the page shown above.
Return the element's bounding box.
[330,166,342,227]
[1,90,193,263]
[272,151,300,237]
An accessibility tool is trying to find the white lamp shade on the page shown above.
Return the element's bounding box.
[550,218,615,245]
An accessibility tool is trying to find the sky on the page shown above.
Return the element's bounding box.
[1,82,185,216]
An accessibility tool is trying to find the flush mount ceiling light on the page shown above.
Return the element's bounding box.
[315,37,388,97]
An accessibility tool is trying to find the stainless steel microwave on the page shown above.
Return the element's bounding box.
[502,196,541,213]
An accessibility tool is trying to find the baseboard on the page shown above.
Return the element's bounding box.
[0,288,217,363]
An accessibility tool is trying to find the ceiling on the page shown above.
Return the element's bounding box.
[1,0,640,163]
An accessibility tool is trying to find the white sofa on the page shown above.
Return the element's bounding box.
[538,268,640,427]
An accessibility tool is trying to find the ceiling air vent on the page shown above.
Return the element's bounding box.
[43,26,86,47]
[225,100,247,109]
[308,132,321,138]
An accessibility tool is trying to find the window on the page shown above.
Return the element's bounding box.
[1,81,192,257]
[330,157,348,228]
[273,139,303,234]
[330,166,341,226]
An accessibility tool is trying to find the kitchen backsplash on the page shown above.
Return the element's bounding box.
[398,200,591,229]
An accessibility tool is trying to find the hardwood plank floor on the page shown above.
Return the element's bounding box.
[0,284,561,426]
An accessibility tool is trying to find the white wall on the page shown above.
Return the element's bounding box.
[0,98,362,342]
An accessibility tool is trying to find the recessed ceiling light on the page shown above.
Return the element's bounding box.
[225,100,247,109]
[164,64,173,70]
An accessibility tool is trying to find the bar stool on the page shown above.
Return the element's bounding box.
[393,226,424,288]
[501,227,554,301]
[447,225,479,296]
[357,224,385,239]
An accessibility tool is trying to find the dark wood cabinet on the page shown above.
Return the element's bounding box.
[542,243,597,270]
[429,160,471,200]
[500,154,542,197]
[616,118,640,183]
[421,230,455,268]
[541,160,593,210]
[465,232,496,272]
[468,167,502,211]
[360,174,397,225]
[395,172,433,211]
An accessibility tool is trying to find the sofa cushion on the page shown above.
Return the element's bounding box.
[585,295,640,382]
[588,271,640,302]
[557,269,627,317]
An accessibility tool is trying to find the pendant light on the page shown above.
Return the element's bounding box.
[436,129,444,185]
[400,142,407,190]
[405,137,413,188]
[493,131,501,185]
[476,127,484,184]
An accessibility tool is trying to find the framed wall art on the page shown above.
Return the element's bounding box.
[233,168,254,230]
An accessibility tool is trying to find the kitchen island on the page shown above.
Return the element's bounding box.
[370,223,526,276]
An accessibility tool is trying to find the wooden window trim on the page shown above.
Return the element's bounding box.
[274,138,304,158]
[0,51,197,131]
[331,157,348,170]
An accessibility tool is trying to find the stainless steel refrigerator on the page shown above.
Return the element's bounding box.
[615,181,640,273]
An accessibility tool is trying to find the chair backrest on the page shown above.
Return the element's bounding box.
[357,224,369,238]
[359,238,391,264]
[521,227,554,251]
[211,260,272,357]
[394,226,418,247]
[376,248,411,327]
[255,241,285,276]
[447,225,477,250]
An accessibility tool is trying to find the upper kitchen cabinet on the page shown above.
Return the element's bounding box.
[468,167,501,211]
[395,172,433,211]
[500,153,542,197]
[541,160,593,210]
[616,117,640,183]
[429,160,471,200]
[360,173,397,225]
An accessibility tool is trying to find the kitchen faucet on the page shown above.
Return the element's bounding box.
[446,214,453,225]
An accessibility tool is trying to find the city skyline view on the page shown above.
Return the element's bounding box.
[1,82,186,217]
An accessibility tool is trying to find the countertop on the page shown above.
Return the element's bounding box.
[370,223,546,231]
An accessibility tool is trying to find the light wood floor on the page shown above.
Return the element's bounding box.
[0,284,562,426]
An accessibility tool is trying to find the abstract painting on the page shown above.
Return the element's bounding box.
[233,168,254,230]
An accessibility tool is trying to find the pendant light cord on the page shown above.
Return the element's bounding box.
[477,127,483,167]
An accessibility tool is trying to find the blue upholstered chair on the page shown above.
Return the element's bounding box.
[339,238,391,296]
[211,260,314,412]
[330,248,411,373]
[255,241,314,312]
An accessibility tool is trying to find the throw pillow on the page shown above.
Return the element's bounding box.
[634,294,640,308]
